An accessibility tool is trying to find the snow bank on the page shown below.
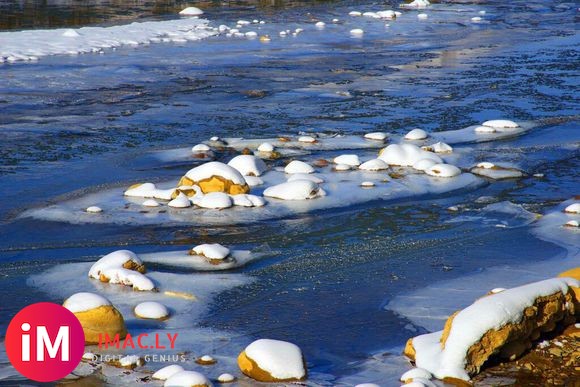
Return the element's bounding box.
[0,18,216,63]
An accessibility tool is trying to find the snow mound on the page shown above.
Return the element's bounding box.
[124,183,175,200]
[425,164,461,178]
[413,159,437,172]
[364,132,388,141]
[89,250,145,279]
[359,159,389,171]
[400,0,430,9]
[164,370,212,387]
[482,119,519,129]
[287,173,324,183]
[239,339,306,382]
[564,203,580,214]
[379,144,442,166]
[63,292,111,313]
[184,162,247,186]
[153,365,184,380]
[231,194,266,207]
[470,164,524,180]
[228,155,267,177]
[404,128,428,140]
[179,7,204,16]
[191,243,230,260]
[257,142,275,152]
[192,191,233,209]
[86,206,103,213]
[264,180,326,200]
[134,301,169,320]
[285,160,315,174]
[0,18,215,63]
[430,142,453,153]
[334,154,361,166]
[168,192,192,208]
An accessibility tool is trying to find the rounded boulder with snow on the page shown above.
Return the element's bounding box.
[425,164,462,178]
[163,370,212,387]
[284,160,315,174]
[238,339,307,382]
[178,162,250,195]
[404,128,428,140]
[134,302,169,320]
[63,292,127,345]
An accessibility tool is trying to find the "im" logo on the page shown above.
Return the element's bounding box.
[5,302,85,382]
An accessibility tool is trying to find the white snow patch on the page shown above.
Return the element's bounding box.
[400,0,430,9]
[63,292,111,313]
[244,339,306,380]
[298,135,317,143]
[257,142,275,152]
[86,206,103,213]
[482,119,519,129]
[364,132,388,141]
[350,29,365,36]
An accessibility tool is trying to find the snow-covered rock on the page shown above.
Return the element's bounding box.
[163,371,212,387]
[377,10,397,19]
[404,277,579,381]
[153,365,184,381]
[228,155,267,176]
[564,220,579,228]
[192,144,211,152]
[350,29,364,36]
[257,142,275,152]
[124,183,176,200]
[359,158,389,171]
[413,159,438,172]
[190,243,230,260]
[63,292,127,344]
[287,173,324,183]
[401,368,433,383]
[143,199,161,207]
[285,160,315,174]
[238,339,307,382]
[405,128,428,140]
[168,192,192,208]
[364,132,388,141]
[89,250,146,279]
[481,119,519,129]
[378,144,442,166]
[334,163,352,171]
[564,203,580,214]
[192,192,233,209]
[264,180,326,200]
[244,175,264,187]
[179,161,249,195]
[425,164,461,178]
[100,267,155,291]
[179,7,204,16]
[333,154,361,166]
[430,142,453,153]
[470,164,524,180]
[315,21,326,28]
[195,355,216,365]
[349,11,362,16]
[86,206,103,213]
[400,0,430,9]
[217,373,236,383]
[134,302,169,320]
[231,194,266,207]
[360,181,375,188]
[298,135,317,143]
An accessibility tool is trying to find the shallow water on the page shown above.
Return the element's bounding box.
[0,0,579,385]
